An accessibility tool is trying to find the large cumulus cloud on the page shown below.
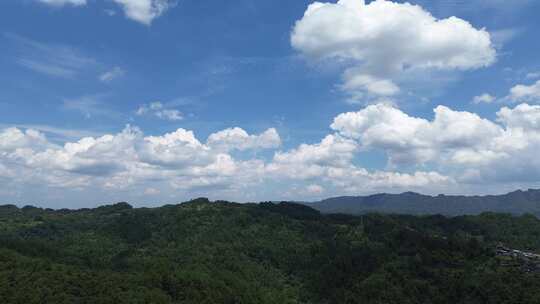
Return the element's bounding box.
[291,0,496,101]
[331,102,540,186]
[3,102,540,205]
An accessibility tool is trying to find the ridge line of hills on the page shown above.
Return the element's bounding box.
[305,188,540,217]
[2,188,540,218]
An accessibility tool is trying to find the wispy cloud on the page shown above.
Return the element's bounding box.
[0,123,101,141]
[4,33,97,79]
[99,66,125,82]
[491,28,523,49]
[62,94,120,118]
[16,58,76,78]
[472,93,496,104]
[413,0,534,16]
[35,0,174,25]
[136,102,183,121]
[104,9,117,16]
[526,72,540,79]
[37,0,87,7]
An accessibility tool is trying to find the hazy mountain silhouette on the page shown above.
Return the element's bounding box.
[307,189,540,216]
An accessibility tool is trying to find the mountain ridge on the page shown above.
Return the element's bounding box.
[3,189,540,216]
[306,188,540,217]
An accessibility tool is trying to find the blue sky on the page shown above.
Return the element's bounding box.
[2,0,540,208]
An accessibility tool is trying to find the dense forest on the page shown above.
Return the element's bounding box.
[1,199,540,303]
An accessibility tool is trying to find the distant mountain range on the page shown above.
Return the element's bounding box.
[305,189,540,217]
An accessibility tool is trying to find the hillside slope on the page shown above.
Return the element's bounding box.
[1,199,540,303]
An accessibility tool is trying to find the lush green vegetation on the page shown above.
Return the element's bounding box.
[1,199,540,303]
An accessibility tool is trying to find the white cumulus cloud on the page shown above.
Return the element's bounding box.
[4,102,540,205]
[497,103,540,131]
[207,128,281,152]
[0,125,277,194]
[291,0,496,101]
[111,0,172,25]
[508,80,540,103]
[331,103,503,165]
[330,102,540,186]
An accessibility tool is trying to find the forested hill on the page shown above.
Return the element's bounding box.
[1,199,540,303]
[307,189,540,217]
